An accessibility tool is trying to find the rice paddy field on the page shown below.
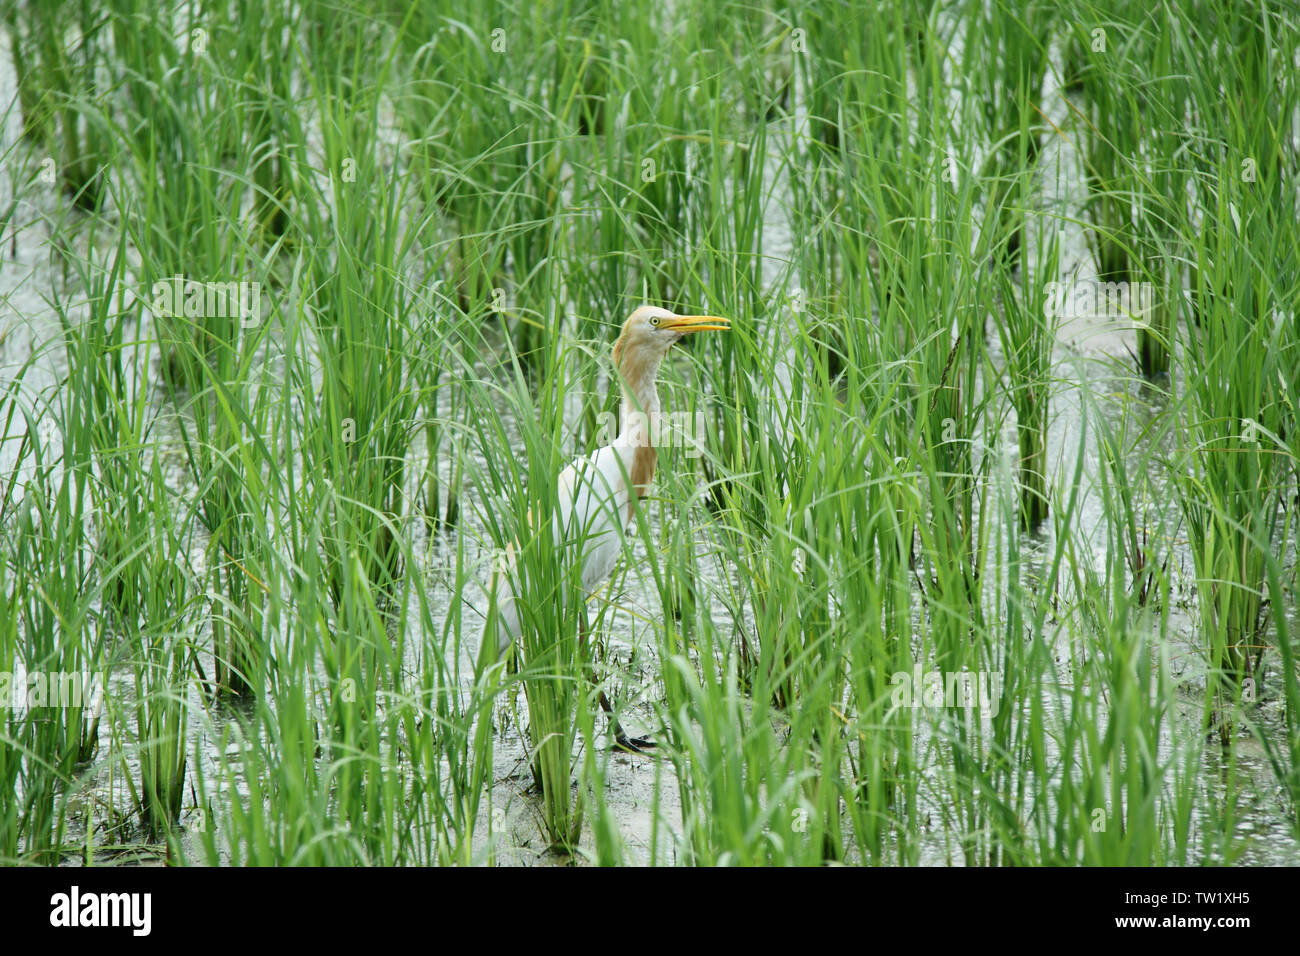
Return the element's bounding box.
[0,0,1297,868]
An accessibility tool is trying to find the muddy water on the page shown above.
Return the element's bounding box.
[448,24,1297,863]
[2,21,1296,864]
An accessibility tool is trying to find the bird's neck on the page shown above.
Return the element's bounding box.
[612,339,665,441]
[618,382,661,444]
[611,340,664,497]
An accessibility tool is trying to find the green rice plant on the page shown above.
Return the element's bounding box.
[111,12,248,396]
[469,337,593,853]
[941,402,1208,866]
[191,539,368,864]
[1,3,41,141]
[106,0,297,245]
[48,225,145,629]
[1056,388,1204,863]
[168,252,277,698]
[649,297,918,864]
[0,349,40,863]
[1064,0,1144,284]
[1198,0,1290,196]
[409,523,499,865]
[228,0,300,244]
[1177,164,1297,739]
[1036,557,1201,864]
[993,226,1059,531]
[128,478,198,839]
[410,284,471,537]
[111,0,301,250]
[744,369,839,714]
[610,42,698,308]
[0,410,102,862]
[499,4,625,329]
[292,62,430,602]
[1163,1,1291,329]
[4,0,112,208]
[654,602,821,864]
[912,233,1017,861]
[674,126,775,702]
[389,3,540,351]
[558,27,692,331]
[924,442,1040,866]
[1129,7,1194,378]
[835,409,922,864]
[321,548,406,860]
[1144,0,1299,753]
[654,4,933,861]
[906,228,989,623]
[45,216,198,839]
[1095,389,1177,613]
[648,468,847,865]
[1250,536,1300,828]
[811,204,928,863]
[785,0,897,158]
[785,0,937,326]
[120,175,275,699]
[850,18,993,607]
[5,0,1299,869]
[1179,1,1299,710]
[0,555,22,862]
[190,483,494,864]
[971,0,1055,272]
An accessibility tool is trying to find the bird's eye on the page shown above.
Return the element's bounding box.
[650,317,659,326]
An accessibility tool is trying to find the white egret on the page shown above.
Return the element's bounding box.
[484,305,730,751]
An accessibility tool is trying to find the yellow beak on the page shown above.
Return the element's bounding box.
[662,314,731,333]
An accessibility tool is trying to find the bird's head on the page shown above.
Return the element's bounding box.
[613,306,730,369]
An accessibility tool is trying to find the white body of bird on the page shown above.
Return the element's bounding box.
[483,306,729,658]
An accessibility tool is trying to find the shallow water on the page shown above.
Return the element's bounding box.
[1,13,1296,865]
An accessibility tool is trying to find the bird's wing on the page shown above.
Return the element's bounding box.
[483,442,638,656]
[555,442,635,535]
[554,442,637,592]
